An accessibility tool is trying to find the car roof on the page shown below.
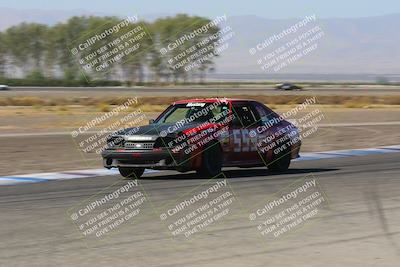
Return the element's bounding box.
[173,98,254,104]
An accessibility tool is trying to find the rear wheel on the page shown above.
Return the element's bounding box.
[118,167,145,179]
[197,143,222,178]
[268,148,291,172]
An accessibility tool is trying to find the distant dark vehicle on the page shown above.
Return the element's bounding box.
[0,85,9,91]
[275,83,302,91]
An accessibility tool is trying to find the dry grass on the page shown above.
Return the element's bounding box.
[97,102,110,112]
[1,95,400,107]
[58,106,69,112]
[343,101,367,108]
[137,104,168,113]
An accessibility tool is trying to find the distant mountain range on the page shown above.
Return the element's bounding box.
[0,8,97,30]
[0,8,168,29]
[215,14,400,75]
[1,8,399,76]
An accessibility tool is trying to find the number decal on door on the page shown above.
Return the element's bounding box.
[233,129,242,152]
[233,129,259,152]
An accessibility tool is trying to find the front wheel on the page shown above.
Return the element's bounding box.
[118,167,145,179]
[196,143,222,178]
[268,149,291,172]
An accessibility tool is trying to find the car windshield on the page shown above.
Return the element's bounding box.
[155,102,229,124]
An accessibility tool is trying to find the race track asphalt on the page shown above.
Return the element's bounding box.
[0,153,399,267]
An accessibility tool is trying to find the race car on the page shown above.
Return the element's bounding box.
[275,83,303,91]
[102,98,301,178]
[0,85,9,91]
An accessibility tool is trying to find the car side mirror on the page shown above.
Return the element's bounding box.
[149,119,155,124]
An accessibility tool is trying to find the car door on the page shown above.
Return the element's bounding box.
[228,101,261,164]
[252,102,284,162]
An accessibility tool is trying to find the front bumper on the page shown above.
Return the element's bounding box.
[102,148,182,169]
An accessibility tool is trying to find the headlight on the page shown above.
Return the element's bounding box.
[106,136,124,148]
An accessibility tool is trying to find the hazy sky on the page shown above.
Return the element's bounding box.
[0,0,399,19]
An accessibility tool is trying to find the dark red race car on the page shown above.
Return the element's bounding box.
[102,98,301,178]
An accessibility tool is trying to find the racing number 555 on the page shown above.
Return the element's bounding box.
[230,102,260,163]
[229,101,292,168]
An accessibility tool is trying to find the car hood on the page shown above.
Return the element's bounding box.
[114,122,207,139]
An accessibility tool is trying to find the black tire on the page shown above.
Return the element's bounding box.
[118,167,145,179]
[268,148,291,172]
[197,143,222,178]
